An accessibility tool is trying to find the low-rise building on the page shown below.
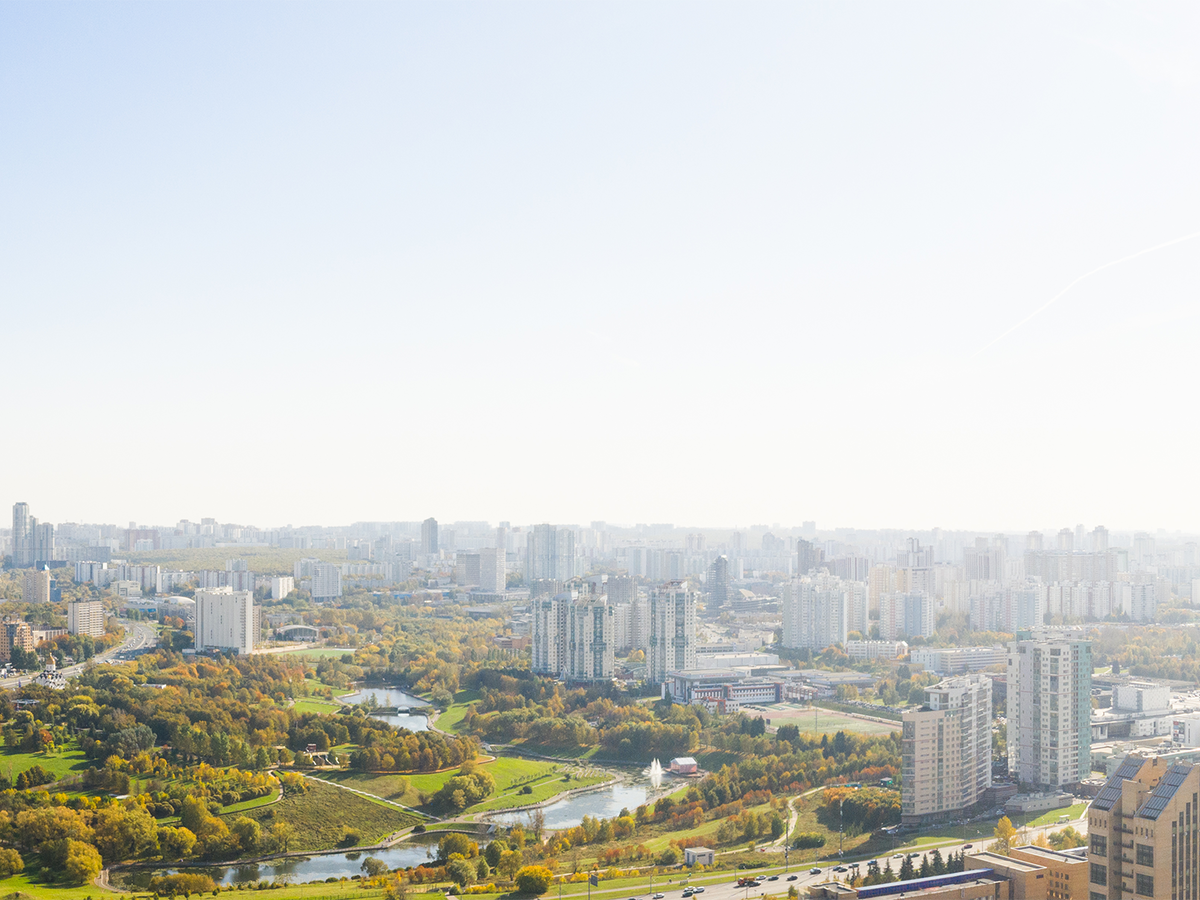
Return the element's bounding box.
[845,640,909,661]
[910,645,1008,675]
[683,847,714,866]
[664,669,782,711]
[1007,845,1087,900]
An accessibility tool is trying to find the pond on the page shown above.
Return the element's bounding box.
[341,686,429,732]
[116,835,445,888]
[490,782,650,831]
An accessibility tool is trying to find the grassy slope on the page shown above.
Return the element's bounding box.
[228,779,417,851]
[293,698,345,715]
[321,755,560,809]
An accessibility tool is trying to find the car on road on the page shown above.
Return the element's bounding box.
[767,876,778,881]
[833,867,847,873]
[963,844,973,850]
[693,888,704,893]
[810,867,821,875]
[893,854,903,859]
[682,890,693,897]
[786,876,798,882]
[653,893,664,898]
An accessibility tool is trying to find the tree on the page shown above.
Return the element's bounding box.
[64,840,103,885]
[899,856,914,881]
[929,848,945,875]
[92,804,159,862]
[776,724,800,744]
[269,822,295,853]
[447,859,476,888]
[499,849,524,881]
[515,866,554,895]
[362,857,391,878]
[475,858,490,880]
[993,816,1018,856]
[0,849,24,878]
[439,832,477,860]
[484,840,507,868]
[157,826,197,860]
[231,816,262,854]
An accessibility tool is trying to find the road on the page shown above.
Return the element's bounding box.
[0,618,157,689]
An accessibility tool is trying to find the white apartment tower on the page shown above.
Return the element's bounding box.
[479,547,506,592]
[566,595,614,682]
[195,587,255,655]
[311,563,342,600]
[846,581,870,636]
[781,574,848,651]
[649,583,697,684]
[526,524,575,583]
[901,673,993,825]
[879,591,936,640]
[1007,632,1092,788]
[68,600,106,638]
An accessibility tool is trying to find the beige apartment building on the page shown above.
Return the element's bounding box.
[68,600,106,638]
[1010,846,1088,900]
[1087,754,1200,900]
[902,673,993,824]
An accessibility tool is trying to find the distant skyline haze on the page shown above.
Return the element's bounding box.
[2,2,1199,530]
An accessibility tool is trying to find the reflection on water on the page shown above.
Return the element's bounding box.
[117,836,444,888]
[342,687,429,732]
[491,783,650,831]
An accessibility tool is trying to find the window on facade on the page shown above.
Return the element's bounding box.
[1136,844,1153,866]
[1091,835,1107,856]
[1136,873,1154,897]
[1090,864,1107,886]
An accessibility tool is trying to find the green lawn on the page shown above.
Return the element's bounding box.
[434,690,481,733]
[227,779,417,851]
[472,771,610,812]
[766,707,899,736]
[221,784,282,813]
[1026,801,1089,828]
[284,647,360,659]
[292,698,345,715]
[320,755,561,811]
[0,739,91,783]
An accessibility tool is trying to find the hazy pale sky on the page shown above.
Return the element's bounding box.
[3,2,1200,531]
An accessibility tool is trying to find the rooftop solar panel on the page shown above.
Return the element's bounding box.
[1137,765,1192,820]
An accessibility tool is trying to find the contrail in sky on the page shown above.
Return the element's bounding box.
[971,229,1200,358]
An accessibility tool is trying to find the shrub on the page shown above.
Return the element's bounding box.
[792,833,826,849]
[151,874,219,895]
[514,866,554,895]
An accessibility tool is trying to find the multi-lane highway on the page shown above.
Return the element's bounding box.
[0,618,157,689]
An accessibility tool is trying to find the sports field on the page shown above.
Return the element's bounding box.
[763,703,900,735]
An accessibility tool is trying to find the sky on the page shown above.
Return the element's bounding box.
[3,2,1200,532]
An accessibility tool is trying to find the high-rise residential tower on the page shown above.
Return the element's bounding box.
[706,555,730,607]
[195,587,255,655]
[525,524,575,583]
[781,573,848,651]
[421,517,439,555]
[901,673,993,824]
[1007,631,1092,788]
[649,583,697,684]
